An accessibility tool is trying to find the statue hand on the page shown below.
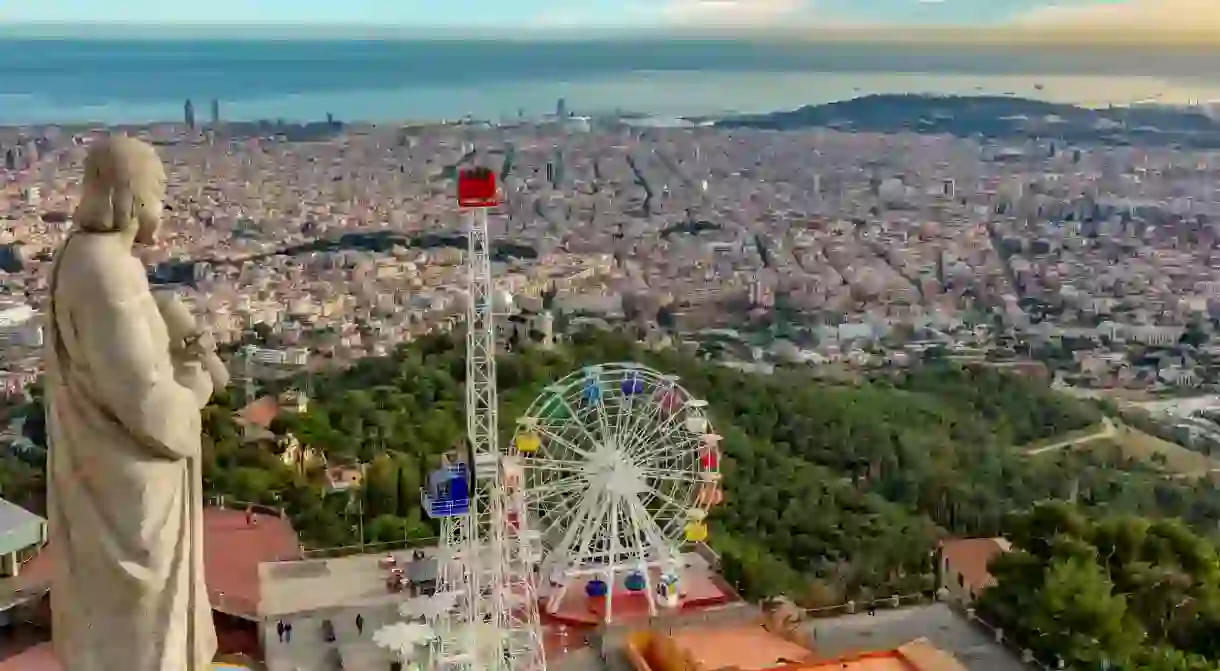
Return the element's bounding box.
[184,332,217,359]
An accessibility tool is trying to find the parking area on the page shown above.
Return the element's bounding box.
[803,603,1028,671]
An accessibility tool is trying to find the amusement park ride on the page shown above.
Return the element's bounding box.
[419,164,547,671]
[409,157,726,671]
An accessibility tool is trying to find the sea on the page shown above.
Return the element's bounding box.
[4,39,1220,125]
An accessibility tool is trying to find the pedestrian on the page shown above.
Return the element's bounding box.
[356,613,364,635]
[284,621,293,643]
[276,620,285,643]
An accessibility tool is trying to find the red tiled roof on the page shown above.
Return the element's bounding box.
[939,537,1012,592]
[236,396,281,429]
[8,507,302,619]
[0,642,59,671]
[205,507,304,617]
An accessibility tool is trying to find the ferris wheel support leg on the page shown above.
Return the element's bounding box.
[640,563,658,618]
[547,579,570,615]
[604,569,614,624]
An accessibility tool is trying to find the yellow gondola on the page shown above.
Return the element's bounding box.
[684,521,709,542]
[515,431,542,454]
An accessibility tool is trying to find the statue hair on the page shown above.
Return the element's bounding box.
[71,136,165,235]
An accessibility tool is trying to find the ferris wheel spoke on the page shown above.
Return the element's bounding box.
[534,423,595,461]
[553,395,605,458]
[592,392,616,448]
[638,481,690,519]
[525,475,586,507]
[640,467,705,485]
[626,410,686,462]
[539,490,584,536]
[548,479,605,565]
[618,391,665,458]
[623,490,674,560]
[525,458,587,475]
[633,433,700,468]
[566,489,613,569]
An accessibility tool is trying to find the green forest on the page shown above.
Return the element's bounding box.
[7,328,1220,669]
[981,502,1220,670]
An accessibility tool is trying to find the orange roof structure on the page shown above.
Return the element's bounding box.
[939,537,1012,592]
[236,395,281,429]
[805,639,969,670]
[668,625,818,670]
[626,622,969,671]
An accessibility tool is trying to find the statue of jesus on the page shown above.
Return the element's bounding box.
[44,136,218,671]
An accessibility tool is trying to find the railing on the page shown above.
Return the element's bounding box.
[948,600,1053,671]
[205,494,287,519]
[798,591,932,619]
[299,536,439,560]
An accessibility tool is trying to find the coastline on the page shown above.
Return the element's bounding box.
[3,71,1219,128]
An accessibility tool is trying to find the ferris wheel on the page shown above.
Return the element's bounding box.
[509,363,724,622]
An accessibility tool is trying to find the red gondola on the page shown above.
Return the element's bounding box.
[458,166,500,208]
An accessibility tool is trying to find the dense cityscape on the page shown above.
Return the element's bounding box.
[4,88,1220,671]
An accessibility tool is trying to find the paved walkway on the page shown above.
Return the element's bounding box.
[264,601,405,671]
[803,603,1028,671]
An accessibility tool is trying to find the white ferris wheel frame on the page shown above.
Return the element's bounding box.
[511,362,721,622]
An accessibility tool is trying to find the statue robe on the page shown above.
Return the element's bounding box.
[44,233,217,671]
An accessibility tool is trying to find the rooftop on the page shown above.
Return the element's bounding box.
[939,537,1012,591]
[668,625,817,670]
[0,497,44,556]
[803,603,1026,671]
[0,507,301,619]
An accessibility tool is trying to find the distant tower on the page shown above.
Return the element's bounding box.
[537,311,555,348]
[184,99,196,130]
[556,97,567,118]
[242,345,258,406]
[210,99,221,126]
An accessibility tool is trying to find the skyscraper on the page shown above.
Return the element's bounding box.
[556,97,567,118]
[210,99,220,126]
[184,99,196,129]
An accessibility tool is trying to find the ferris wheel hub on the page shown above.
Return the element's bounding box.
[600,455,646,497]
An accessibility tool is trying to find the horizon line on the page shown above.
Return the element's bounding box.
[0,22,1217,47]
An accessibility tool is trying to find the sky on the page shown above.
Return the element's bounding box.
[0,0,1217,35]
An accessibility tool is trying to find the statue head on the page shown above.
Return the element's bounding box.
[72,136,167,246]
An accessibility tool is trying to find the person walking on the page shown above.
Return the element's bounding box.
[284,621,293,643]
[276,620,285,643]
[355,613,365,635]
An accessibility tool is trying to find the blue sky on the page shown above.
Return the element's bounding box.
[0,0,1133,27]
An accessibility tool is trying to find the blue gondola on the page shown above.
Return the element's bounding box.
[585,579,609,598]
[582,379,602,405]
[421,465,471,518]
[625,572,646,592]
[621,374,645,395]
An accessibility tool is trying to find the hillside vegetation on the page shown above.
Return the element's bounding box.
[197,332,1220,596]
[8,328,1220,668]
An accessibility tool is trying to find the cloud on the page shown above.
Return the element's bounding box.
[661,0,813,25]
[1016,0,1220,31]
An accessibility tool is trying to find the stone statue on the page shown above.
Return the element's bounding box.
[44,136,218,671]
[153,290,231,395]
